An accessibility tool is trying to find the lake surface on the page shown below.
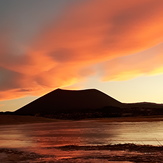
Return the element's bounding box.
[0,120,163,162]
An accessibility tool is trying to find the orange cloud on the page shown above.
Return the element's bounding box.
[103,43,163,81]
[30,0,163,83]
[0,0,163,100]
[33,0,163,61]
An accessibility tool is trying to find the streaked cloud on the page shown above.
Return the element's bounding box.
[0,0,163,100]
[103,43,163,81]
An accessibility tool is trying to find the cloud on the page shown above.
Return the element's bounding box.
[102,43,163,81]
[34,0,163,61]
[0,0,163,100]
[0,67,23,91]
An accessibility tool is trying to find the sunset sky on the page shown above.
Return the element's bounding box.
[0,0,163,112]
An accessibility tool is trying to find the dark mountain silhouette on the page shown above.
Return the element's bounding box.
[15,89,123,116]
[14,88,163,119]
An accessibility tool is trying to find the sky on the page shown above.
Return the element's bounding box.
[0,0,163,112]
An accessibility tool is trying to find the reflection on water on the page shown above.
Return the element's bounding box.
[0,120,163,162]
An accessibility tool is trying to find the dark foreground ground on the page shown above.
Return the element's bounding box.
[0,115,57,125]
[0,144,163,163]
[1,115,163,125]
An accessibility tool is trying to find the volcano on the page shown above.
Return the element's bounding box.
[15,88,123,116]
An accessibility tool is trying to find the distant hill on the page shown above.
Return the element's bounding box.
[126,102,163,108]
[15,89,123,117]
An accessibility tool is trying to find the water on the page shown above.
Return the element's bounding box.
[0,120,163,162]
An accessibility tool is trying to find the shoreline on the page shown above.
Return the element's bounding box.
[1,115,163,126]
[0,115,57,126]
[90,116,163,122]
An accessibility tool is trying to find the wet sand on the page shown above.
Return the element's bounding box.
[0,144,163,162]
[55,144,163,162]
[0,148,46,162]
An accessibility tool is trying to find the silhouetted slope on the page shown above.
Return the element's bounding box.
[15,89,123,115]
